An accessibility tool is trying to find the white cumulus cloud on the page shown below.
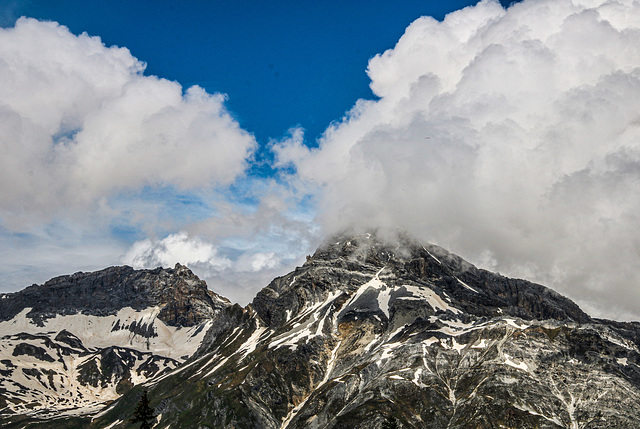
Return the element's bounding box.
[276,0,640,320]
[122,230,309,304]
[123,232,232,270]
[0,18,255,227]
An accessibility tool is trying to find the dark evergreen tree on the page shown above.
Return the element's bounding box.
[382,415,399,429]
[130,390,155,429]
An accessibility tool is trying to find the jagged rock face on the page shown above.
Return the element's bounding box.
[0,263,228,327]
[86,232,640,429]
[253,233,590,330]
[0,264,230,427]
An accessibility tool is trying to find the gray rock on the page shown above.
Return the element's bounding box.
[7,232,640,428]
[0,263,229,327]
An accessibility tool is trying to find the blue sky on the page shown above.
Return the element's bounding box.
[2,0,640,320]
[8,0,495,145]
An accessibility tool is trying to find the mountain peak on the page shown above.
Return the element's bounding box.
[0,264,230,327]
[254,230,589,331]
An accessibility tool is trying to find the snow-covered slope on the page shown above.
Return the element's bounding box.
[0,264,230,425]
[1,306,210,360]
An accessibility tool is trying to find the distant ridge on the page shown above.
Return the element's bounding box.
[0,263,229,326]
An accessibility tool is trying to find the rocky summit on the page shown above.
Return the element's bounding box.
[3,233,640,428]
[0,263,230,426]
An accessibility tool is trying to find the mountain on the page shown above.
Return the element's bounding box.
[4,232,640,428]
[0,263,230,427]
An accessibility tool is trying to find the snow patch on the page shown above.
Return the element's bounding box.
[422,247,441,264]
[456,277,479,294]
[399,285,461,314]
[237,326,269,360]
[471,339,489,349]
[503,319,530,330]
[377,286,393,318]
[376,341,404,366]
[103,420,123,429]
[423,337,439,346]
[503,353,528,372]
[0,306,210,360]
[269,291,342,350]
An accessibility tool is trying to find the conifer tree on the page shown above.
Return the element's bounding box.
[130,390,155,429]
[382,415,399,429]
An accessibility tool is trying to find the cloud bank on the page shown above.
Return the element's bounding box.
[0,18,255,228]
[123,230,309,304]
[277,0,640,319]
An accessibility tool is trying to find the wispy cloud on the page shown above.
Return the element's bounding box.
[122,228,312,305]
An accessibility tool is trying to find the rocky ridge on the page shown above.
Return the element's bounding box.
[0,264,230,426]
[85,232,640,428]
[0,263,228,327]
